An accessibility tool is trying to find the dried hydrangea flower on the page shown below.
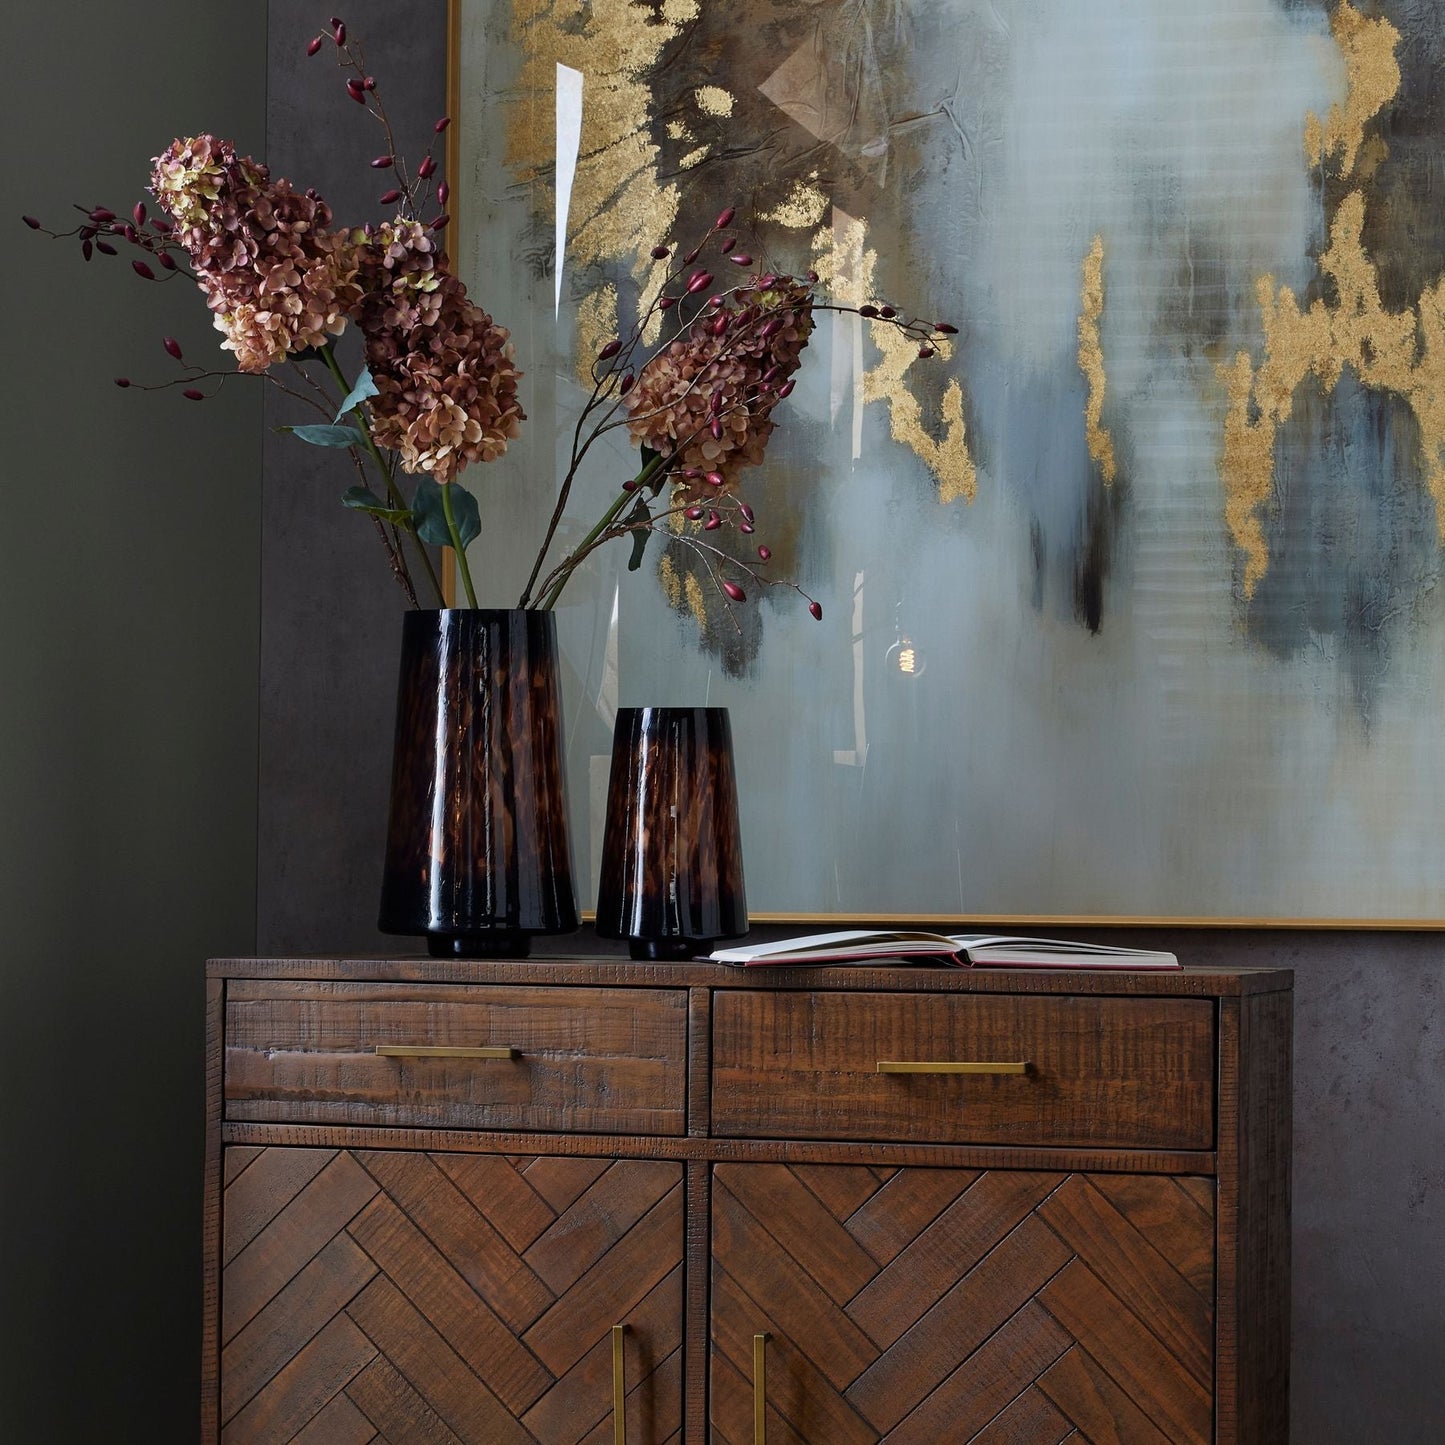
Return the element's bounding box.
[353,218,524,481]
[150,135,361,372]
[623,276,814,493]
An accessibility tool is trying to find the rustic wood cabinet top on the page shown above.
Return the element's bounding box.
[208,953,1292,996]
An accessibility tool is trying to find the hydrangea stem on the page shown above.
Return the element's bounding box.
[536,449,669,611]
[440,483,479,608]
[318,343,445,606]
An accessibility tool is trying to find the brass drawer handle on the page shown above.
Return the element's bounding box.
[753,1331,770,1444]
[876,1060,1029,1075]
[374,1045,520,1060]
[612,1324,628,1444]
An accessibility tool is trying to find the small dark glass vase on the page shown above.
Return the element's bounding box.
[595,706,747,961]
[378,609,579,958]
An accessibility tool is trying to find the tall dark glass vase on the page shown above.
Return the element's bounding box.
[594,706,747,960]
[378,609,579,958]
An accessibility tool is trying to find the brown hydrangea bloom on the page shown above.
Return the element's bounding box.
[150,135,360,372]
[623,277,814,490]
[353,218,524,482]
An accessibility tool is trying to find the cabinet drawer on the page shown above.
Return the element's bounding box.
[711,990,1215,1149]
[224,980,688,1135]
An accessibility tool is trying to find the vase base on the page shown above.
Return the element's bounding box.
[627,938,710,962]
[427,931,532,959]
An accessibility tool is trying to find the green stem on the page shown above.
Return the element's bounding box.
[440,483,479,608]
[536,450,670,611]
[319,344,446,607]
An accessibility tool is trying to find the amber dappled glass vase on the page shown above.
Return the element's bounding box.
[378,609,578,958]
[595,707,747,960]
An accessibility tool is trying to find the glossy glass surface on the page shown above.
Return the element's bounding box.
[595,707,747,958]
[379,609,578,956]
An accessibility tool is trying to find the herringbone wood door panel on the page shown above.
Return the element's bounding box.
[219,1147,684,1443]
[710,1164,1213,1445]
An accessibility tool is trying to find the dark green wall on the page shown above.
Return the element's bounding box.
[0,3,264,1439]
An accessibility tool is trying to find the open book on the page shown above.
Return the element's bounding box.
[708,930,1179,970]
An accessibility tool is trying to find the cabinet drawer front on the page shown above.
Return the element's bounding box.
[711,991,1215,1149]
[225,981,687,1135]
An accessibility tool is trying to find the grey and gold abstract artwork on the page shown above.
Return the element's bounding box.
[456,0,1445,921]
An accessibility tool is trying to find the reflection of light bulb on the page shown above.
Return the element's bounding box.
[885,634,926,679]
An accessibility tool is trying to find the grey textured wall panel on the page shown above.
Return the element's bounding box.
[259,1,447,953]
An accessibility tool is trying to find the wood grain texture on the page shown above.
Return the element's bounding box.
[211,955,1293,997]
[711,1163,1215,1444]
[206,957,1290,1442]
[225,982,688,1135]
[217,1148,683,1443]
[203,977,225,1445]
[712,991,1216,1149]
[221,1121,1216,1177]
[1228,988,1294,1443]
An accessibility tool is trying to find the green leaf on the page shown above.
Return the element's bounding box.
[412,477,481,548]
[335,369,379,421]
[341,486,412,526]
[638,444,667,496]
[624,495,652,571]
[279,423,365,448]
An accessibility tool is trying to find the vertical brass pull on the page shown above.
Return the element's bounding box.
[612,1323,628,1444]
[753,1331,770,1444]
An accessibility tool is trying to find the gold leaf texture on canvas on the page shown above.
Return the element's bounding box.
[1217,1,1445,598]
[514,1,974,499]
[1079,234,1117,486]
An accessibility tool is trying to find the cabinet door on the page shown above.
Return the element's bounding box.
[218,1147,684,1444]
[710,1164,1214,1444]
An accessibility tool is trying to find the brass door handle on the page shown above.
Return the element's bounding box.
[612,1324,628,1444]
[753,1332,770,1444]
[876,1060,1029,1075]
[374,1045,520,1060]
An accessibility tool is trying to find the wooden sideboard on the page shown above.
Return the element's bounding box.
[203,956,1292,1443]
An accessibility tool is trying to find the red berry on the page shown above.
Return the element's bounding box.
[333,22,346,44]
[307,35,324,56]
[131,259,155,279]
[379,188,402,205]
[808,600,823,621]
[598,339,622,361]
[114,377,131,388]
[729,253,753,266]
[418,155,437,179]
[757,545,771,561]
[163,336,183,360]
[182,388,205,401]
[705,510,722,531]
[715,206,736,229]
[434,116,452,133]
[650,244,670,259]
[371,154,394,169]
[722,581,746,602]
[429,213,450,231]
[437,182,449,206]
[21,215,41,229]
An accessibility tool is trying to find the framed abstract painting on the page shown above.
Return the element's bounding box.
[451,0,1445,924]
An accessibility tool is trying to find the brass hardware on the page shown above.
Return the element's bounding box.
[374,1045,519,1060]
[876,1060,1029,1075]
[753,1332,770,1444]
[612,1324,628,1444]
